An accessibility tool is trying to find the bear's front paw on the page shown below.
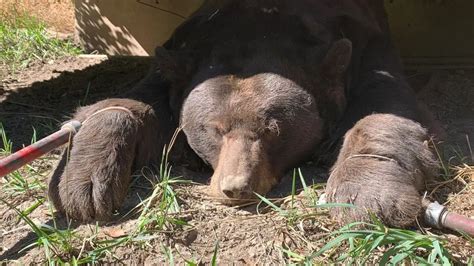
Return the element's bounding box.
[48,99,150,221]
[325,156,423,228]
[325,114,439,227]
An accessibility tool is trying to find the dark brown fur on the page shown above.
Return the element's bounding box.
[325,114,439,227]
[49,99,162,221]
[49,0,440,225]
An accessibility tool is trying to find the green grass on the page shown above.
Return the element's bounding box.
[0,125,76,264]
[255,170,305,226]
[134,147,191,234]
[0,122,13,155]
[0,12,81,73]
[0,136,196,264]
[256,169,353,225]
[256,168,457,265]
[0,197,79,265]
[1,123,46,195]
[311,217,452,265]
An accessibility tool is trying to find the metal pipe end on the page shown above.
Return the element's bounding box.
[424,201,447,229]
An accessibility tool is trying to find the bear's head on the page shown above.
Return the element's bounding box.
[177,39,352,204]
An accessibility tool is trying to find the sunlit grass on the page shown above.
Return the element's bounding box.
[135,147,191,234]
[256,168,458,265]
[0,123,46,195]
[311,217,452,265]
[0,11,81,73]
[0,128,195,263]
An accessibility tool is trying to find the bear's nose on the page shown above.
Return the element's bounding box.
[220,176,253,199]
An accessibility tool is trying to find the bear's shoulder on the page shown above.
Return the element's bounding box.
[164,0,383,51]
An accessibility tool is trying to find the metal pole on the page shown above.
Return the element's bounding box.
[0,120,81,177]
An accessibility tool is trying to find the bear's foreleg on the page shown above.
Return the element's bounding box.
[48,98,168,221]
[325,114,439,227]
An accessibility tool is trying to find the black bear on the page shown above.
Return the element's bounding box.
[49,0,439,227]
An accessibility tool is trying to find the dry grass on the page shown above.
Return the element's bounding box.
[445,164,474,217]
[0,0,75,33]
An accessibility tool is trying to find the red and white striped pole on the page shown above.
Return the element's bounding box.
[0,120,81,177]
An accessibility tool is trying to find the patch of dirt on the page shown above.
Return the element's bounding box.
[0,56,151,148]
[0,0,75,34]
[416,70,474,151]
[0,57,473,264]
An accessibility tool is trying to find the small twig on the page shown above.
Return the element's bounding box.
[415,216,428,235]
[1,224,30,236]
[466,135,473,163]
[428,176,462,198]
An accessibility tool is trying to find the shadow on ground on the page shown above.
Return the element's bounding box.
[0,56,151,147]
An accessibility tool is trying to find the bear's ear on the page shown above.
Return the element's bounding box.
[320,38,352,80]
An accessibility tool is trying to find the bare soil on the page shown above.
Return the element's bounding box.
[0,57,473,264]
[0,0,75,34]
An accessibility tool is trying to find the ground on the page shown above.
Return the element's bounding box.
[0,1,473,264]
[0,0,74,34]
